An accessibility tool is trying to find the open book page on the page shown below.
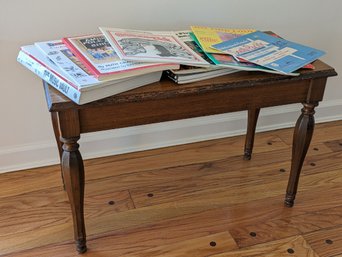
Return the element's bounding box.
[62,34,177,79]
[99,27,210,67]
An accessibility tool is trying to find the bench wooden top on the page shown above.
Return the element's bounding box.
[44,60,337,112]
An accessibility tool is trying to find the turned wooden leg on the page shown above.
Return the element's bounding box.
[285,102,317,207]
[58,109,87,253]
[244,108,260,160]
[51,112,65,190]
[61,136,87,253]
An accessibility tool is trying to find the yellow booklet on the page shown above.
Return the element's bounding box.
[191,26,255,54]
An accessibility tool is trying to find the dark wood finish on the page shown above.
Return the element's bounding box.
[244,108,260,160]
[42,59,337,253]
[285,102,317,207]
[57,110,86,253]
[44,60,335,112]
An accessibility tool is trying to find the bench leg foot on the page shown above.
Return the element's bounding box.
[284,194,295,207]
[76,238,87,253]
[244,108,260,160]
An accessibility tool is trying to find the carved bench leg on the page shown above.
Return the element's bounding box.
[285,102,317,207]
[244,108,260,160]
[58,110,87,253]
[61,136,87,253]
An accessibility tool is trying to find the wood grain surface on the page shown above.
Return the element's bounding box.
[1,120,341,256]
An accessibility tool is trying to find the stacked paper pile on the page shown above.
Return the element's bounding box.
[18,26,325,104]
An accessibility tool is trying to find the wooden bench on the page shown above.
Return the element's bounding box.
[43,60,337,253]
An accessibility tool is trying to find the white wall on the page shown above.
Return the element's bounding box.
[1,0,341,172]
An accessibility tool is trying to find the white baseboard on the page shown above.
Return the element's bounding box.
[1,99,341,173]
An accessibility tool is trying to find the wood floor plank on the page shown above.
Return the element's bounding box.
[0,188,134,254]
[276,120,342,146]
[82,133,288,180]
[324,139,342,152]
[1,195,289,257]
[4,184,342,256]
[209,235,319,257]
[0,165,63,199]
[129,166,342,209]
[123,231,238,257]
[118,144,336,206]
[0,133,287,200]
[85,147,293,195]
[302,151,342,175]
[303,226,342,257]
[129,165,289,208]
[1,161,341,254]
[6,232,237,257]
[0,120,341,256]
[1,120,338,200]
[87,186,341,256]
[306,141,335,156]
[229,205,342,248]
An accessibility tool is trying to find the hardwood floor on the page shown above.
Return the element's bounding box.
[0,120,341,257]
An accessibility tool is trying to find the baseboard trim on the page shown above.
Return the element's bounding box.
[1,99,341,173]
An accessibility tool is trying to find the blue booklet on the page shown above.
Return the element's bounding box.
[190,32,298,76]
[212,31,325,74]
